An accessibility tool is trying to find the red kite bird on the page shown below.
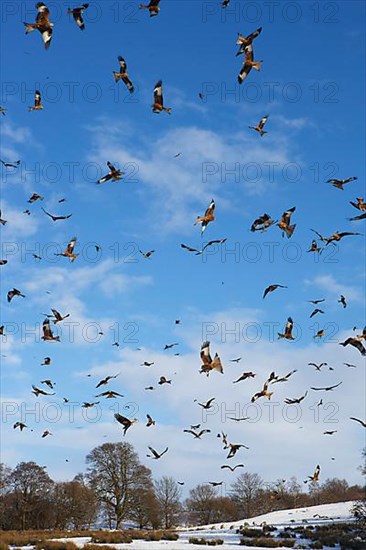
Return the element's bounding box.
[200,341,223,376]
[67,4,89,30]
[152,80,171,114]
[24,2,53,49]
[28,90,43,111]
[238,44,263,84]
[41,319,60,342]
[249,115,269,136]
[278,317,295,340]
[327,176,357,190]
[194,199,215,234]
[97,161,123,184]
[55,236,78,262]
[113,56,134,93]
[277,206,296,238]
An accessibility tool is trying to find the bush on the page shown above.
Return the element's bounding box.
[207,540,224,546]
[239,528,266,538]
[84,545,117,550]
[240,538,279,547]
[309,543,323,549]
[91,533,132,544]
[161,531,179,541]
[188,538,207,545]
[0,544,9,550]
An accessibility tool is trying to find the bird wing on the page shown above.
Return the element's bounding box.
[153,81,163,107]
[200,341,212,365]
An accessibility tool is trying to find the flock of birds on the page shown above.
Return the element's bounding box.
[1,1,365,494]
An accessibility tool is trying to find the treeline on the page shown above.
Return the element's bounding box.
[0,442,364,530]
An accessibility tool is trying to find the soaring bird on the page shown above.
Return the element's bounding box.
[323,430,337,435]
[139,0,160,17]
[95,374,119,388]
[308,362,327,371]
[200,341,223,376]
[139,249,155,259]
[146,414,156,427]
[114,413,137,435]
[263,284,287,299]
[180,239,227,255]
[54,236,78,262]
[28,90,43,111]
[222,0,231,7]
[284,391,308,405]
[82,401,100,408]
[50,308,70,324]
[24,2,53,49]
[95,390,124,399]
[41,357,51,366]
[307,299,325,305]
[338,295,347,308]
[183,429,211,439]
[220,464,245,472]
[327,176,357,190]
[32,384,55,396]
[238,45,263,84]
[250,213,275,232]
[164,342,178,350]
[147,446,168,459]
[249,115,269,136]
[113,56,134,93]
[304,465,320,483]
[278,317,295,340]
[347,212,366,221]
[197,397,216,410]
[67,4,89,30]
[324,231,361,246]
[271,369,297,383]
[310,308,324,318]
[42,430,52,438]
[194,199,215,234]
[152,81,171,114]
[0,159,20,168]
[339,335,366,356]
[41,319,60,342]
[7,288,25,302]
[0,260,8,265]
[310,382,343,391]
[209,481,223,486]
[97,161,123,184]
[233,372,255,383]
[158,376,171,385]
[227,443,249,459]
[141,361,154,367]
[14,422,27,431]
[41,379,55,389]
[251,380,273,402]
[41,208,72,221]
[349,197,366,211]
[277,207,296,238]
[28,193,44,203]
[236,27,262,55]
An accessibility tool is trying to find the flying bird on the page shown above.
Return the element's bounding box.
[28,90,43,111]
[222,0,231,7]
[41,379,55,389]
[82,401,100,408]
[209,481,223,486]
[220,464,245,472]
[95,374,119,388]
[278,317,295,340]
[113,56,134,93]
[146,414,156,427]
[310,382,343,391]
[41,208,72,221]
[277,206,296,238]
[197,397,216,410]
[327,176,357,190]
[139,0,160,17]
[42,430,52,438]
[114,413,137,435]
[0,211,8,225]
[233,372,255,383]
[284,391,308,405]
[141,361,154,367]
[41,319,60,342]
[194,199,215,234]
[183,429,211,439]
[250,213,275,232]
[339,335,366,356]
[158,376,171,385]
[7,288,25,302]
[347,212,366,221]
[304,465,320,483]
[147,446,168,459]
[249,115,268,136]
[308,362,327,371]
[14,422,27,431]
[152,80,171,114]
[0,159,20,168]
[271,369,297,384]
[54,236,78,262]
[97,161,123,184]
[227,443,249,459]
[24,2,53,49]
[310,308,325,318]
[28,193,44,203]
[200,341,223,376]
[323,430,337,435]
[238,44,263,84]
[350,197,366,211]
[32,384,55,396]
[0,107,6,116]
[251,380,273,402]
[338,295,347,308]
[50,308,70,324]
[263,284,287,299]
[67,4,89,30]
[230,357,242,363]
[307,299,325,305]
[236,27,262,55]
[95,390,124,399]
[139,249,155,259]
[164,342,178,350]
[180,239,227,255]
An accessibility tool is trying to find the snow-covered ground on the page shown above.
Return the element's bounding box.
[47,501,356,549]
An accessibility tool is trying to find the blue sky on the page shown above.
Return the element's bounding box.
[0,0,365,495]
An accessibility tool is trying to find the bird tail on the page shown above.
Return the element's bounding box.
[252,61,263,71]
[277,333,285,339]
[164,107,172,114]
[113,72,121,83]
[259,130,267,137]
[285,224,296,238]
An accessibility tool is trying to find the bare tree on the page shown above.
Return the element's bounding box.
[9,461,54,529]
[185,484,217,525]
[154,476,182,528]
[52,480,98,529]
[86,442,152,529]
[230,472,263,518]
[128,465,159,529]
